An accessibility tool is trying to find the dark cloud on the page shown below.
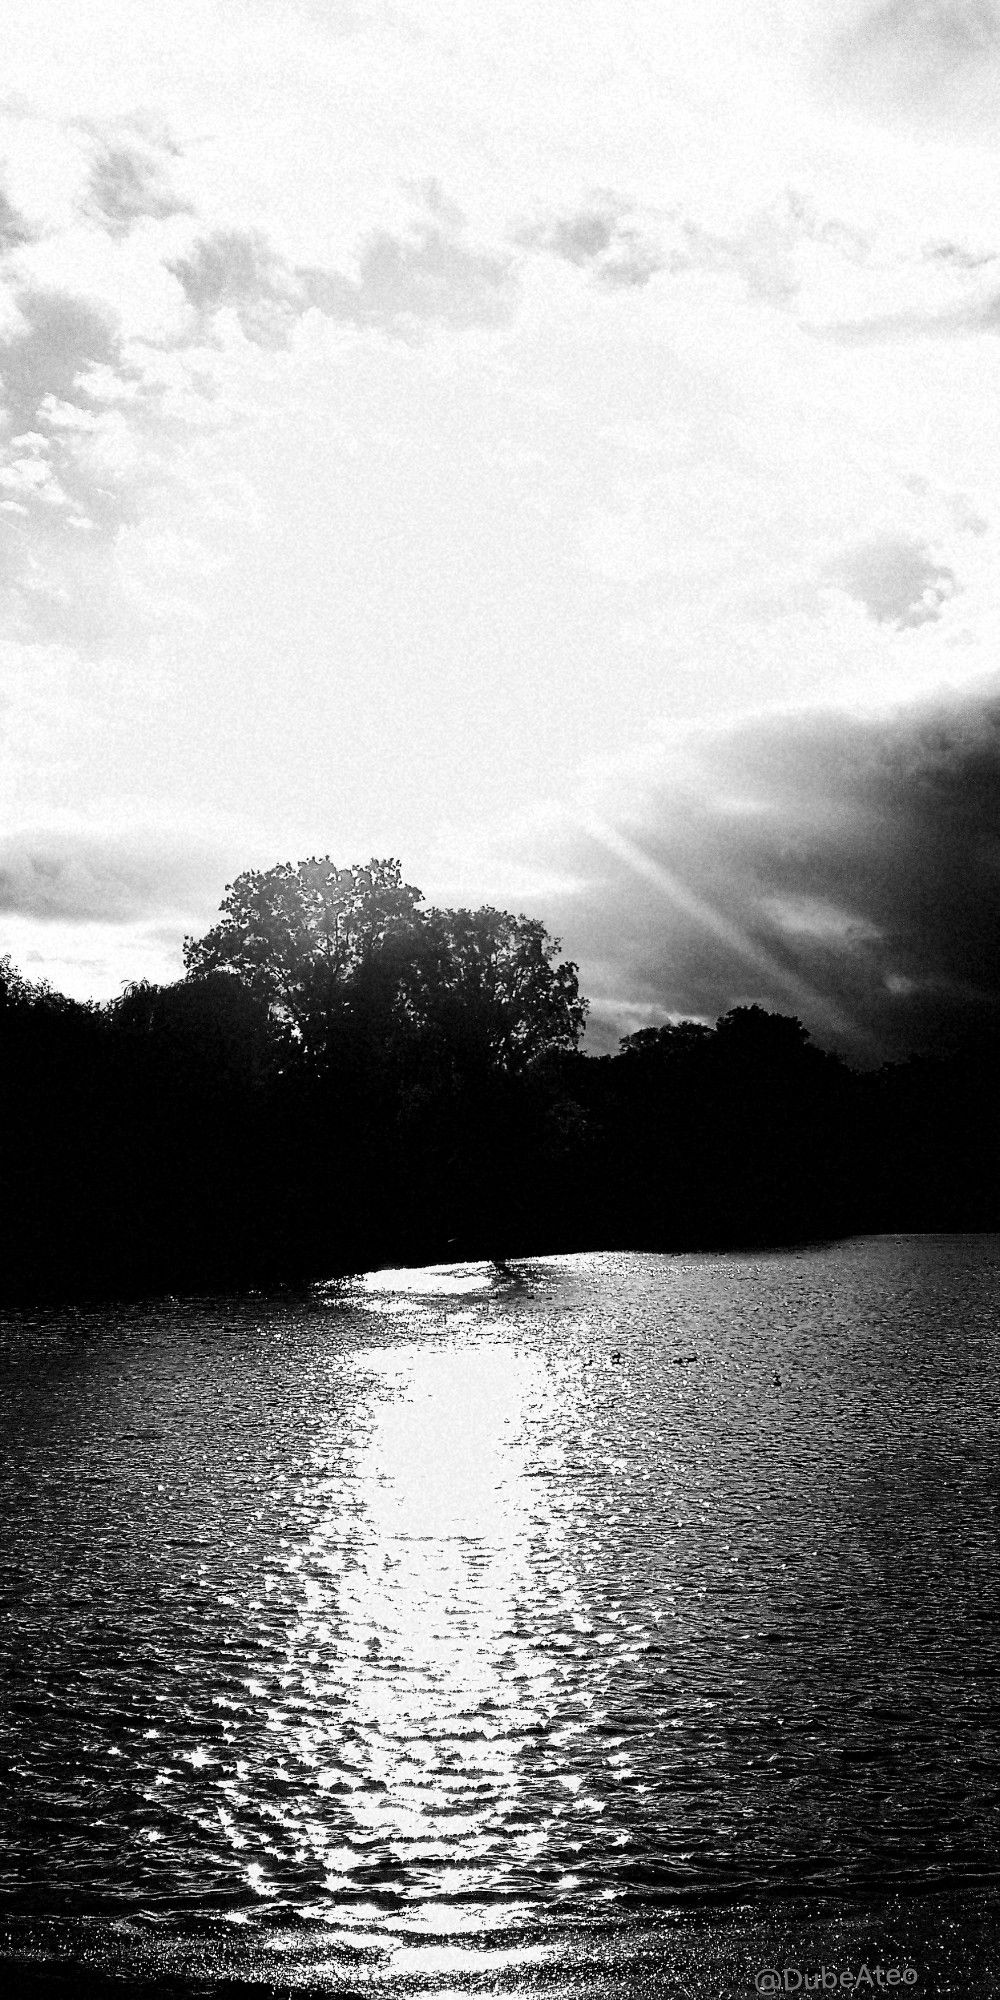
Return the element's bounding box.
[536,681,1000,1062]
[827,534,957,626]
[548,212,616,264]
[0,187,31,254]
[0,290,121,424]
[823,0,1000,134]
[516,196,663,288]
[837,0,1000,80]
[0,830,228,926]
[87,142,191,236]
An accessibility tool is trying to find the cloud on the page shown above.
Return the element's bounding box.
[0,286,178,645]
[515,179,997,330]
[171,202,516,349]
[0,134,514,663]
[836,0,1000,83]
[1,289,121,430]
[86,139,191,236]
[532,679,1000,1061]
[809,281,1000,345]
[822,0,1000,136]
[169,227,307,347]
[826,534,957,626]
[346,214,515,326]
[0,186,32,253]
[0,826,228,924]
[516,194,663,288]
[0,292,124,627]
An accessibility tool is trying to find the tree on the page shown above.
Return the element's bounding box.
[618,1021,713,1063]
[713,1005,813,1066]
[412,905,587,1076]
[110,972,275,1085]
[183,860,587,1077]
[182,856,424,1062]
[0,954,80,1018]
[0,955,34,1012]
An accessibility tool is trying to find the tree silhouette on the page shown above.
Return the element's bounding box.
[412,905,588,1076]
[183,858,587,1076]
[182,856,424,1064]
[2,867,996,1302]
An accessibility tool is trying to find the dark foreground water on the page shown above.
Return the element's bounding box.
[2,1238,999,1996]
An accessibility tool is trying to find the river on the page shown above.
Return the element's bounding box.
[2,1238,998,1994]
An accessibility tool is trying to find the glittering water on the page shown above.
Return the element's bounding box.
[2,1238,999,1988]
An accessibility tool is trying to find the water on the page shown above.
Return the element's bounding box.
[2,1237,999,1993]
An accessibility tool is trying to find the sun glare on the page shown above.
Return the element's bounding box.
[255,1323,572,1916]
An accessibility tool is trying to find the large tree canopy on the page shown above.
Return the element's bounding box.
[183,857,424,1055]
[183,857,587,1071]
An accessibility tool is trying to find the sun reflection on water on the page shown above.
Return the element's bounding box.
[264,1316,572,1915]
[355,1262,506,1299]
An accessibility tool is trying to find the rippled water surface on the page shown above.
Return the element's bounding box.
[2,1238,999,1989]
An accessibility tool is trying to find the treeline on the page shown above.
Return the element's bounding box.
[571,1012,1000,1248]
[1,855,997,1301]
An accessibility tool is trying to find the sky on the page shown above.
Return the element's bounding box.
[2,0,1000,1058]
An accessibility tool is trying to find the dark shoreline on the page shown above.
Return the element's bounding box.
[3,1887,997,1996]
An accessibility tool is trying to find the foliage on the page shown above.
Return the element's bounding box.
[183,857,424,1058]
[110,972,276,1083]
[0,953,81,1017]
[411,905,587,1074]
[618,1020,713,1062]
[183,857,587,1074]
